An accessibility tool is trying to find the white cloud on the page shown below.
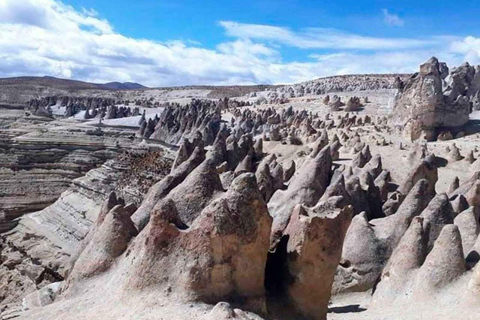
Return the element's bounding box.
[0,0,112,33]
[449,36,480,65]
[219,21,425,50]
[382,9,405,27]
[0,0,478,86]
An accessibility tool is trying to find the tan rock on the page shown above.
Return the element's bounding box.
[268,146,332,246]
[419,193,455,251]
[282,204,352,320]
[372,217,428,305]
[454,207,480,257]
[413,225,465,296]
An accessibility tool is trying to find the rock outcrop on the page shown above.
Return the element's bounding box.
[151,100,221,145]
[278,204,352,320]
[390,57,471,141]
[268,146,332,246]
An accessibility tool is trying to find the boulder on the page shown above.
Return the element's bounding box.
[454,207,480,257]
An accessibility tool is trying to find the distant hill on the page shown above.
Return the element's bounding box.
[0,76,146,91]
[99,82,146,90]
[0,76,147,104]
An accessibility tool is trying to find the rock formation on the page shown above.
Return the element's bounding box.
[390,57,471,141]
[7,60,480,320]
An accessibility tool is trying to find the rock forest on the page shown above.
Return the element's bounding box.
[4,0,480,317]
[1,55,480,319]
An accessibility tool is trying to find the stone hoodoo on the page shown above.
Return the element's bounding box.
[276,204,353,320]
[121,174,272,313]
[335,178,436,293]
[268,146,333,246]
[25,96,119,117]
[151,99,222,145]
[390,57,472,141]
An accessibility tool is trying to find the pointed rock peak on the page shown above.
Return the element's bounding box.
[454,206,480,257]
[420,193,455,251]
[150,198,185,229]
[234,154,253,176]
[67,204,138,284]
[420,57,440,75]
[447,144,463,162]
[466,180,480,207]
[367,154,382,170]
[387,216,428,274]
[449,176,460,194]
[397,157,438,196]
[465,150,475,164]
[414,224,465,295]
[351,151,368,168]
[263,153,277,165]
[97,191,120,226]
[396,179,434,218]
[322,174,350,205]
[230,172,258,193]
[310,134,329,158]
[450,194,469,215]
[361,145,372,161]
[374,169,391,184]
[314,145,331,162]
[253,137,263,151]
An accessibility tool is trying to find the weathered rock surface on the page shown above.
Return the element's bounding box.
[277,204,352,320]
[390,57,471,141]
[0,148,172,312]
[413,224,465,296]
[151,100,221,145]
[335,179,435,293]
[268,146,332,246]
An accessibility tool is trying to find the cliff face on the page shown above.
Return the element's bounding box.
[0,124,127,221]
[0,147,172,312]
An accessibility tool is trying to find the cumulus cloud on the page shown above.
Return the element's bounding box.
[449,36,480,65]
[0,0,478,86]
[382,9,405,27]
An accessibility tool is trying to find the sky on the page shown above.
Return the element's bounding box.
[0,0,480,87]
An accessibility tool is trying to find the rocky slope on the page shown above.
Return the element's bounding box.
[0,147,173,315]
[0,121,136,222]
[249,74,411,105]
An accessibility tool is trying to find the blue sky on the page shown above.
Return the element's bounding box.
[0,0,480,86]
[66,0,479,42]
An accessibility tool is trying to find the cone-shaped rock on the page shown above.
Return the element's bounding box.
[419,193,455,251]
[268,146,332,246]
[454,207,480,257]
[413,225,465,296]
